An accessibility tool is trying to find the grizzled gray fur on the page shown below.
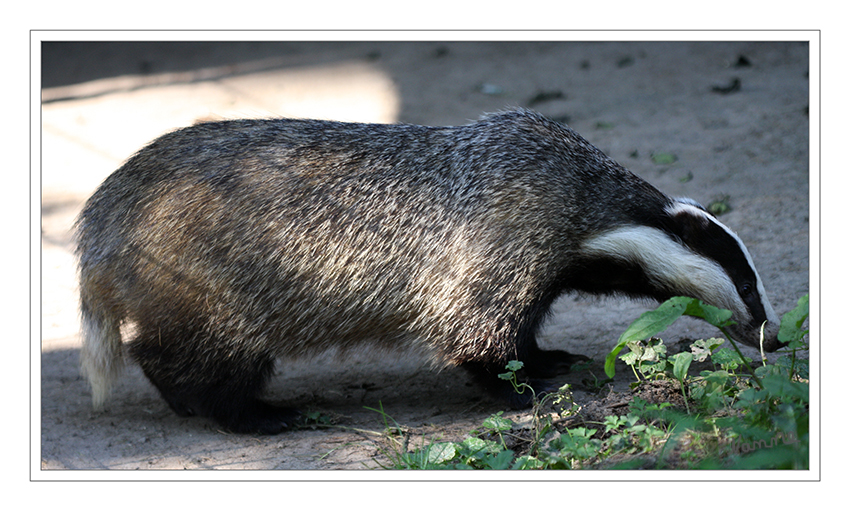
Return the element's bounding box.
[75,109,779,434]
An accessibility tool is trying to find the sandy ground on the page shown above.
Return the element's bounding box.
[39,40,810,474]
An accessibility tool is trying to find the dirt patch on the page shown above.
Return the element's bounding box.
[39,40,810,473]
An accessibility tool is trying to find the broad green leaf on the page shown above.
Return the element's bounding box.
[671,352,693,382]
[505,360,525,372]
[760,374,809,402]
[513,455,547,470]
[461,437,490,452]
[711,347,748,371]
[485,449,516,470]
[690,337,725,362]
[622,297,691,340]
[425,442,457,465]
[779,294,809,344]
[683,299,734,327]
[483,413,513,432]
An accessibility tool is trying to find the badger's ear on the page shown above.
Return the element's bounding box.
[664,199,712,244]
[672,197,709,214]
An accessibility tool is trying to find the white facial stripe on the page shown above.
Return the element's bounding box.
[582,225,751,321]
[666,200,779,324]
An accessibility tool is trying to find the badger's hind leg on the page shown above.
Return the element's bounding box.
[128,326,298,435]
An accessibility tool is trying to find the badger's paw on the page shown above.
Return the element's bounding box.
[217,400,301,435]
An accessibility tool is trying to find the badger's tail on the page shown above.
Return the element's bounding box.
[79,287,125,410]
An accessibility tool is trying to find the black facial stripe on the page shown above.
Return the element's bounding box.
[682,219,768,326]
[660,202,770,328]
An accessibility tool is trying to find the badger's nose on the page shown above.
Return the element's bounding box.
[760,335,785,353]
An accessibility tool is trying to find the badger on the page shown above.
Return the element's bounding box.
[75,109,781,434]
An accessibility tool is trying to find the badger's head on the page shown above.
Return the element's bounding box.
[658,199,782,350]
[581,198,782,351]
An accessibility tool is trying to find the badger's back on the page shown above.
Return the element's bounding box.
[77,111,665,361]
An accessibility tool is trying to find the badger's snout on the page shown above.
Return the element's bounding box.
[727,319,783,352]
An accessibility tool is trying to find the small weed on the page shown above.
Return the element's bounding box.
[650,152,678,165]
[707,195,732,215]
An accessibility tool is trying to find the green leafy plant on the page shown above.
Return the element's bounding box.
[608,295,809,469]
[370,295,809,470]
[605,296,738,379]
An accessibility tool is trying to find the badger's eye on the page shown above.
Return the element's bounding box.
[740,283,754,297]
